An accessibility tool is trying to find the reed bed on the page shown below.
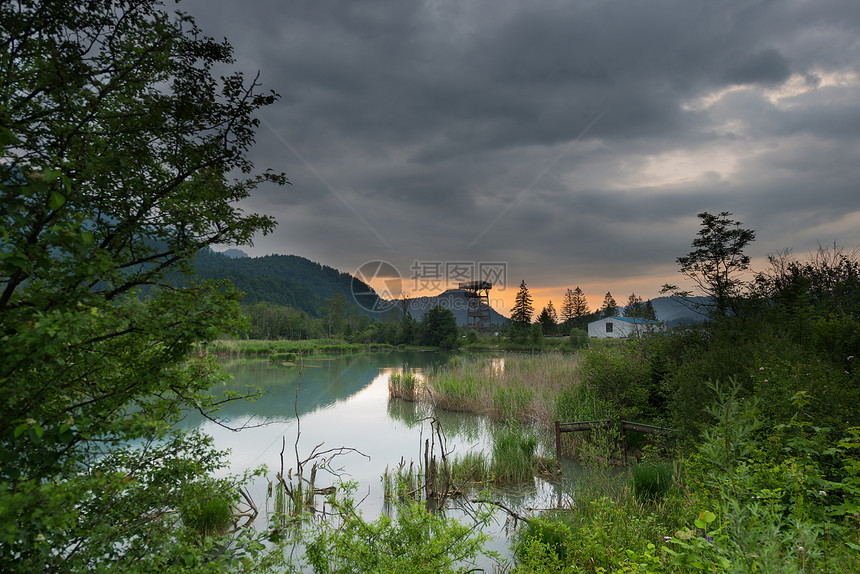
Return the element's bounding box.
[422,353,618,460]
[382,460,421,501]
[490,423,538,484]
[449,452,491,485]
[388,372,420,401]
[424,353,588,426]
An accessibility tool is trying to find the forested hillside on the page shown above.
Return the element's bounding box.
[187,249,379,317]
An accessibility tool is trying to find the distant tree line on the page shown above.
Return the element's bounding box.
[507,280,658,342]
[240,294,461,348]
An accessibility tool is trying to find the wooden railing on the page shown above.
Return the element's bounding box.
[554,419,675,465]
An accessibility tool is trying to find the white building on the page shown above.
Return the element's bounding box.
[587,316,661,339]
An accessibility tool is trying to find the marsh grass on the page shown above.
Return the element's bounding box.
[425,353,586,425]
[388,372,420,401]
[491,422,538,484]
[382,461,420,501]
[630,460,675,502]
[181,495,234,538]
[268,351,297,363]
[424,353,619,461]
[450,452,491,485]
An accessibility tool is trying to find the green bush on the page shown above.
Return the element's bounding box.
[303,485,492,573]
[630,461,674,502]
[568,328,588,349]
[581,341,650,420]
[514,518,572,564]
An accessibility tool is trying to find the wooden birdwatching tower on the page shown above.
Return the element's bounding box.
[459,280,492,333]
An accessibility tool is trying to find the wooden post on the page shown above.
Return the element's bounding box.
[555,420,561,461]
[621,420,628,466]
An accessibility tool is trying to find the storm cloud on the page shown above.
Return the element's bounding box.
[183,0,860,309]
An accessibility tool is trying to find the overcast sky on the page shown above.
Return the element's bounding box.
[183,0,860,313]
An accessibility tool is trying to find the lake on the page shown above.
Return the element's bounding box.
[182,350,586,567]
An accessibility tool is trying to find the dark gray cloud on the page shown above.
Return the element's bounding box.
[182,0,860,308]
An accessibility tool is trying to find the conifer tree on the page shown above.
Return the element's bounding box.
[561,288,574,324]
[537,301,558,334]
[601,291,618,317]
[623,293,644,318]
[571,286,590,318]
[510,280,534,325]
[545,300,558,324]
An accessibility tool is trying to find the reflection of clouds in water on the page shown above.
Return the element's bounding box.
[195,351,599,564]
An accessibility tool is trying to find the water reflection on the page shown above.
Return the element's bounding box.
[184,350,600,568]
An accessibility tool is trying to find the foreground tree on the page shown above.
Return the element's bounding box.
[661,211,756,318]
[0,1,287,570]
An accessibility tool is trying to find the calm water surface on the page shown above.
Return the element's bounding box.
[183,350,585,565]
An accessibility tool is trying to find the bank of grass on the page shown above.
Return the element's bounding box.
[205,338,395,357]
[426,353,585,421]
[424,353,611,459]
[513,468,691,574]
[509,377,860,573]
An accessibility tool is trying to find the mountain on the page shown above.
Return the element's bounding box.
[398,289,509,327]
[219,248,249,259]
[188,249,382,317]
[633,296,709,326]
[184,249,704,327]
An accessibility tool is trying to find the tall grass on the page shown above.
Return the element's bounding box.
[424,353,614,459]
[490,423,537,484]
[388,372,420,401]
[450,451,491,485]
[382,461,420,501]
[181,495,234,538]
[630,461,675,502]
[425,353,586,425]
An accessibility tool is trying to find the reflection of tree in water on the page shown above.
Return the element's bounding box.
[387,397,425,428]
[179,351,462,429]
[431,408,485,443]
[386,396,486,444]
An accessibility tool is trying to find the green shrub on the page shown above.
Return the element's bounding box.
[303,484,492,573]
[514,518,572,564]
[568,328,588,349]
[581,341,650,420]
[630,461,674,502]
